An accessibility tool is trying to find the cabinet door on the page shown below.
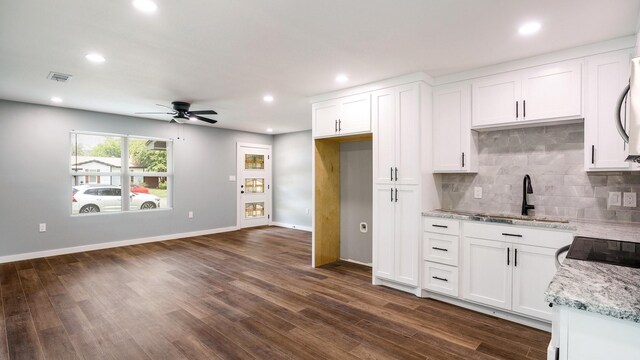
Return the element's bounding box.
[338,93,371,135]
[372,88,397,184]
[394,185,420,286]
[396,83,421,184]
[585,51,632,170]
[373,185,395,281]
[312,100,339,138]
[472,73,521,127]
[511,244,557,321]
[433,84,470,171]
[522,60,582,121]
[462,237,512,310]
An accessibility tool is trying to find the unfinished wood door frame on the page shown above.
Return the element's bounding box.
[312,133,372,267]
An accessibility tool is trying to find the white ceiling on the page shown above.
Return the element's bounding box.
[1,0,639,134]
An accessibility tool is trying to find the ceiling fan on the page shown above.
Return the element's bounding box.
[135,101,218,124]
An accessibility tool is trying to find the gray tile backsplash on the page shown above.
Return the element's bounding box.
[439,123,640,223]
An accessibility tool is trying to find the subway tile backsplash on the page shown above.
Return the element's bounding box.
[439,124,640,223]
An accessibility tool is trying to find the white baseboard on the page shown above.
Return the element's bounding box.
[340,258,372,267]
[271,222,312,232]
[0,226,239,264]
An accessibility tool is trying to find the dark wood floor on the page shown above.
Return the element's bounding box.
[0,226,550,360]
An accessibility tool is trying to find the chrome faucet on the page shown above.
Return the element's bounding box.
[522,174,535,216]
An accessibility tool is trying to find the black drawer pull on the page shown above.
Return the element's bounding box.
[502,233,522,237]
[432,276,448,282]
[431,246,448,252]
[431,224,448,229]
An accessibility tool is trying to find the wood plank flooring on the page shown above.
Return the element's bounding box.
[0,226,550,359]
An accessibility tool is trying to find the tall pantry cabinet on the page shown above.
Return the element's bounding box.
[372,82,424,292]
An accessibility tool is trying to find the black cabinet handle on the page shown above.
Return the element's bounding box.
[390,188,393,202]
[462,152,465,168]
[431,224,448,229]
[394,167,398,181]
[523,100,526,118]
[390,167,393,181]
[334,120,338,132]
[502,233,523,237]
[432,276,448,282]
[431,247,448,252]
[516,101,519,118]
[338,119,342,132]
[515,248,518,267]
[591,145,595,164]
[395,188,398,202]
[507,247,510,265]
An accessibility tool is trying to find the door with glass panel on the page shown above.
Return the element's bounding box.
[237,143,272,228]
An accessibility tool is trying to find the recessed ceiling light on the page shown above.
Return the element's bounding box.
[263,95,274,102]
[50,97,63,103]
[266,128,273,133]
[518,22,541,36]
[336,74,349,83]
[85,53,106,63]
[133,0,157,13]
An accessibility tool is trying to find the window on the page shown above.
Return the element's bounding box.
[70,132,173,215]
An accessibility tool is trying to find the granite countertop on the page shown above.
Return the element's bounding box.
[423,209,640,243]
[545,258,640,323]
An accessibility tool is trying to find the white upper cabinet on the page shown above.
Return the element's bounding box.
[471,59,583,129]
[472,73,521,127]
[433,83,478,172]
[372,83,421,185]
[521,61,582,121]
[312,93,371,138]
[585,50,636,171]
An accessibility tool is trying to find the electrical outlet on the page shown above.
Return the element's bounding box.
[228,175,236,181]
[188,211,194,219]
[39,223,46,232]
[608,192,622,207]
[474,187,483,199]
[360,222,368,233]
[623,192,637,208]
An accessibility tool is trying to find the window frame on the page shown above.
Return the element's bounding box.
[70,131,174,216]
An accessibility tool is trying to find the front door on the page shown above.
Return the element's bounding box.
[237,143,272,228]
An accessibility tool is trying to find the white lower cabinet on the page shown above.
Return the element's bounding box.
[423,216,573,324]
[462,237,512,310]
[374,185,420,287]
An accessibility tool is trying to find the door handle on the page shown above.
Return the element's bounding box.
[461,152,465,168]
[591,145,595,164]
[515,248,518,267]
[394,167,398,181]
[516,101,519,118]
[390,167,393,181]
[507,247,510,266]
[334,120,338,133]
[523,100,526,118]
[395,188,398,202]
[390,188,393,202]
[338,119,342,131]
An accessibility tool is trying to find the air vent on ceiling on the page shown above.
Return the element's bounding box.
[47,71,72,82]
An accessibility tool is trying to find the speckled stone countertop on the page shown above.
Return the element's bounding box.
[545,258,640,323]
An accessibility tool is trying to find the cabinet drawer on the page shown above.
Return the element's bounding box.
[463,221,573,248]
[423,232,459,266]
[423,217,460,235]
[423,262,459,297]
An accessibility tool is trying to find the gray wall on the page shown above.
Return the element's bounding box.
[440,123,640,222]
[272,130,312,228]
[0,100,272,257]
[340,141,372,264]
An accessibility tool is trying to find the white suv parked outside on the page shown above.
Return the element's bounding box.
[72,185,161,214]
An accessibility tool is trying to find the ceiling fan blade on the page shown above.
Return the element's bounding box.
[156,103,175,111]
[192,115,218,124]
[135,112,175,115]
[189,110,218,115]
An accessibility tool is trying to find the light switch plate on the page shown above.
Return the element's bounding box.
[608,192,622,207]
[39,223,46,232]
[188,211,194,219]
[229,175,236,181]
[474,187,483,199]
[623,192,637,207]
